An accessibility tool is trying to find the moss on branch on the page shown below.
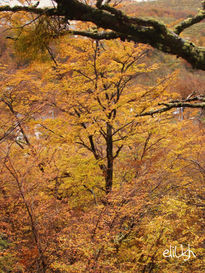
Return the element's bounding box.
[0,0,205,70]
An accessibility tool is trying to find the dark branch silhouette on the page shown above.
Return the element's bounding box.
[136,95,205,117]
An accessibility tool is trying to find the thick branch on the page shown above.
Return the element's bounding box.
[56,0,205,70]
[0,1,205,69]
[70,30,121,40]
[174,10,205,35]
[0,5,56,15]
[136,96,205,118]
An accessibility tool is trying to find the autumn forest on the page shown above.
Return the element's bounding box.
[0,0,204,272]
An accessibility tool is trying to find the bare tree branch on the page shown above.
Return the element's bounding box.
[136,96,205,118]
[69,30,121,40]
[0,5,56,15]
[113,145,123,159]
[174,10,205,35]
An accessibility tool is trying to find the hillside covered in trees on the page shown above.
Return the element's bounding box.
[0,0,204,272]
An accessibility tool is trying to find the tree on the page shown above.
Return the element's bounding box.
[0,0,205,70]
[26,36,180,195]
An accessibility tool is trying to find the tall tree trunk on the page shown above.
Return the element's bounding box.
[105,122,113,194]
